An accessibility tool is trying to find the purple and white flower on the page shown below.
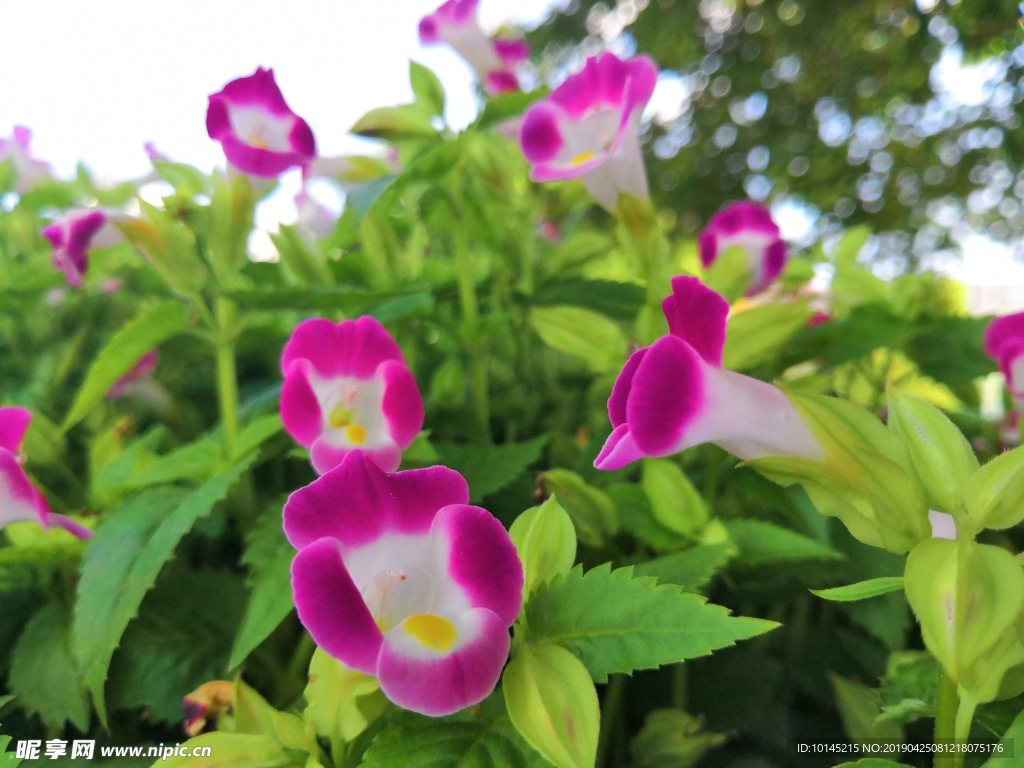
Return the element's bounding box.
[0,126,52,194]
[206,67,316,177]
[280,317,424,474]
[698,201,787,295]
[595,276,822,470]
[0,407,90,538]
[520,52,657,211]
[419,0,528,94]
[285,451,523,716]
[985,311,1024,406]
[42,210,124,288]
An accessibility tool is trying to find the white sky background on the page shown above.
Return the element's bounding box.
[0,0,561,181]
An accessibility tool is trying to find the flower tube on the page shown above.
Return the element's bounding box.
[418,0,528,94]
[206,67,316,177]
[520,52,657,211]
[41,209,124,289]
[280,317,424,474]
[698,201,787,294]
[595,276,822,470]
[984,311,1024,408]
[285,451,523,716]
[0,407,90,538]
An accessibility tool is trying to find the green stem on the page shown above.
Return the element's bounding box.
[934,667,958,768]
[452,231,490,433]
[596,675,627,768]
[214,297,240,450]
[952,694,976,768]
[670,662,688,711]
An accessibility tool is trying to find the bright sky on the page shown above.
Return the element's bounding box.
[0,0,561,181]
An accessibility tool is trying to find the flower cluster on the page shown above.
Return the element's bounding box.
[280,317,522,716]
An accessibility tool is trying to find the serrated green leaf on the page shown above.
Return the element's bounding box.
[108,568,246,723]
[531,279,645,322]
[63,301,189,430]
[811,577,904,602]
[361,712,545,768]
[633,542,733,593]
[529,306,627,373]
[229,507,295,669]
[127,439,223,488]
[525,564,777,682]
[409,61,445,118]
[9,602,90,731]
[725,519,843,566]
[74,456,255,724]
[436,436,547,502]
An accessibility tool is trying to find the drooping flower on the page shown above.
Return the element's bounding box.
[285,451,523,716]
[280,317,424,474]
[105,351,168,412]
[0,407,90,538]
[183,681,234,737]
[419,0,528,94]
[698,201,787,295]
[520,52,658,211]
[0,126,52,194]
[206,67,316,178]
[41,209,124,289]
[984,311,1024,406]
[595,276,822,470]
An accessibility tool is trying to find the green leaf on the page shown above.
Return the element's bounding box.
[724,519,843,566]
[877,652,937,727]
[225,286,426,312]
[509,497,577,599]
[9,602,90,731]
[127,439,223,488]
[351,105,437,139]
[633,542,733,593]
[152,161,210,198]
[641,459,708,538]
[409,61,445,117]
[272,224,333,286]
[63,300,189,430]
[702,244,751,301]
[528,306,627,373]
[540,470,618,548]
[981,710,1024,768]
[153,732,301,768]
[74,456,255,724]
[228,506,295,669]
[436,436,547,502]
[108,568,246,723]
[630,709,726,768]
[525,564,777,682]
[833,225,871,264]
[886,390,978,515]
[0,736,20,767]
[722,299,813,371]
[965,446,1024,532]
[361,712,545,768]
[830,674,903,742]
[0,694,13,709]
[811,577,905,602]
[531,279,645,322]
[232,415,284,462]
[504,644,598,768]
[304,649,386,748]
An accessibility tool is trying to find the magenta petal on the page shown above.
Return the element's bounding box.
[593,424,645,471]
[0,407,31,454]
[520,104,564,164]
[281,317,405,379]
[661,276,729,367]
[435,504,523,623]
[697,231,717,268]
[284,451,469,550]
[985,311,1024,359]
[608,348,648,427]
[292,539,383,674]
[493,38,529,64]
[627,335,706,455]
[379,361,425,449]
[280,360,323,448]
[760,239,788,289]
[377,608,510,716]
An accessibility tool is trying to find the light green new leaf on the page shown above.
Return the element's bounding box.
[74,456,255,724]
[63,300,189,430]
[525,564,777,682]
[360,712,546,768]
[725,519,843,566]
[811,577,904,602]
[9,602,90,731]
[886,390,978,516]
[504,644,598,768]
[965,445,1024,531]
[529,305,627,373]
[540,470,618,548]
[152,733,300,768]
[304,649,386,747]
[641,459,708,538]
[409,61,445,117]
[510,497,577,599]
[351,105,437,139]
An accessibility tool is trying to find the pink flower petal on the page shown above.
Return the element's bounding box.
[661,276,730,367]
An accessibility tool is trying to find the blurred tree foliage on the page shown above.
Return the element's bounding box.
[526,0,1024,271]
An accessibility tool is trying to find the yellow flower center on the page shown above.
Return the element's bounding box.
[345,424,367,446]
[249,134,269,149]
[328,403,354,428]
[570,151,596,166]
[403,614,458,651]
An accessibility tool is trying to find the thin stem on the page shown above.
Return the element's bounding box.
[670,662,688,711]
[596,675,627,768]
[214,297,240,450]
[933,667,957,768]
[952,693,976,768]
[452,230,490,434]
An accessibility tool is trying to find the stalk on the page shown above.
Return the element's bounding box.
[214,297,240,450]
